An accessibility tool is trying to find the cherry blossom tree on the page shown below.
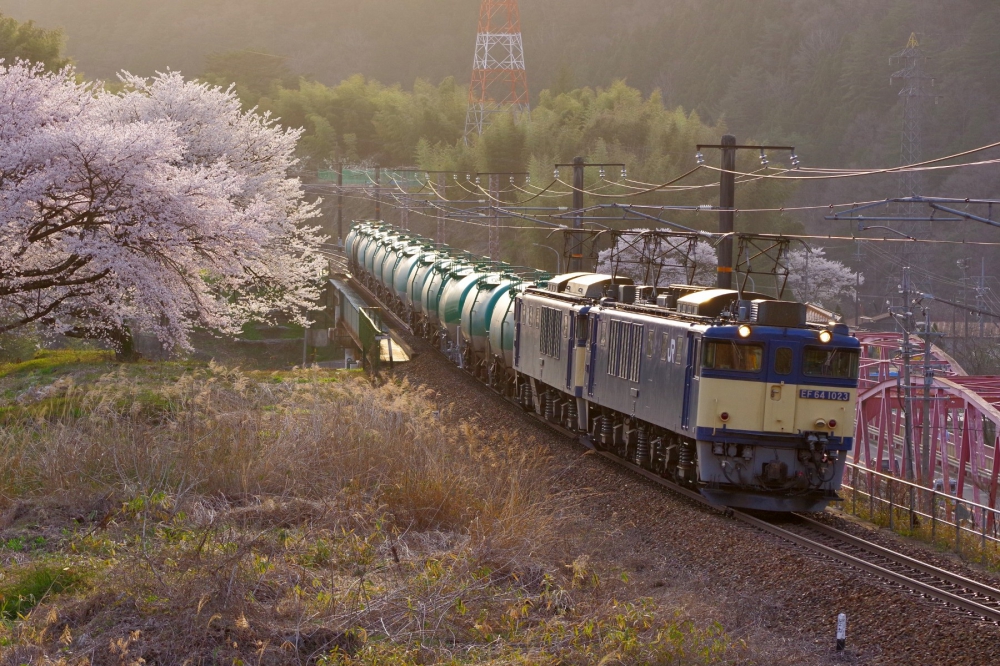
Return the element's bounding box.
[0,62,325,356]
[784,247,862,309]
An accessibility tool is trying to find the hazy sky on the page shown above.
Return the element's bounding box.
[0,0,636,88]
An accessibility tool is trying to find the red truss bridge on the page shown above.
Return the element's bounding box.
[851,332,1000,516]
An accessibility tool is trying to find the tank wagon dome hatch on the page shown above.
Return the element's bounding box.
[560,274,635,300]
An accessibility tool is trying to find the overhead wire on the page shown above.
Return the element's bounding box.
[302,183,1000,246]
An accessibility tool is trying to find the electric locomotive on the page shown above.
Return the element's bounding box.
[515,274,859,512]
[343,223,861,512]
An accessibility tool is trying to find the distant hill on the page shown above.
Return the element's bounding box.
[1,1,996,164]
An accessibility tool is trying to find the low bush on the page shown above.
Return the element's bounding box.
[0,364,747,663]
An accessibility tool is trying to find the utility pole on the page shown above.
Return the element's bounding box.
[336,163,344,246]
[978,257,986,337]
[855,243,863,329]
[960,259,970,339]
[436,173,446,245]
[570,156,585,273]
[920,305,934,483]
[489,173,501,261]
[555,159,625,274]
[718,135,736,289]
[889,33,942,257]
[696,138,797,289]
[374,165,382,221]
[899,267,916,481]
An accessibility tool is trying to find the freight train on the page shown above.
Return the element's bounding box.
[344,222,861,512]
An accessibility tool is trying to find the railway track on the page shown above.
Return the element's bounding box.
[577,436,1000,625]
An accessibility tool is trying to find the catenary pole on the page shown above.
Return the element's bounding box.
[336,162,344,245]
[569,156,585,273]
[718,135,737,289]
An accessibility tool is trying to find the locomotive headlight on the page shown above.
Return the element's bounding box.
[738,324,752,338]
[818,329,833,344]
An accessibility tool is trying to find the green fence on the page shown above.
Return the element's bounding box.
[317,168,422,190]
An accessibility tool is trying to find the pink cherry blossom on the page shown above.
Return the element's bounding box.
[0,63,325,352]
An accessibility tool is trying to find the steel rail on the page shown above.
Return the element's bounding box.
[794,514,1000,606]
[572,436,1000,623]
[736,512,1000,623]
[602,448,1000,622]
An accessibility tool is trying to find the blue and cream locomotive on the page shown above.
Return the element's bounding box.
[345,223,861,512]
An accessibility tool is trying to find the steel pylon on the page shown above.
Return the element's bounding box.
[464,0,530,141]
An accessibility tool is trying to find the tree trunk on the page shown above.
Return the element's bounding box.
[112,327,140,362]
[64,324,142,362]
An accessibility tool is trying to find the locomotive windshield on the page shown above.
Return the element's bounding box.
[703,341,763,372]
[803,346,860,380]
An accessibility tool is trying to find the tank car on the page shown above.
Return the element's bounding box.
[342,222,860,512]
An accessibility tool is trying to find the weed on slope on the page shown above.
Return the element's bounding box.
[0,363,745,664]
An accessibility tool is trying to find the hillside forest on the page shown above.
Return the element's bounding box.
[1,1,998,318]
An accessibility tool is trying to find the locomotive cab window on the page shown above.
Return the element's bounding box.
[803,347,859,380]
[702,341,764,372]
[775,347,793,375]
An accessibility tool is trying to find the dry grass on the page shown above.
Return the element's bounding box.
[0,361,748,664]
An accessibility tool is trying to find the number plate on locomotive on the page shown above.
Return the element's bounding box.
[799,389,851,401]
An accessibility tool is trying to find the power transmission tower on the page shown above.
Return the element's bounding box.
[885,33,940,296]
[890,34,941,214]
[465,0,530,141]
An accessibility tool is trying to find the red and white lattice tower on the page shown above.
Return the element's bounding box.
[464,0,530,140]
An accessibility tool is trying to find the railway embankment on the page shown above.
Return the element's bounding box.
[395,336,1000,666]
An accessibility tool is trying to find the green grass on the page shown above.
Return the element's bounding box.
[0,564,89,620]
[0,349,114,380]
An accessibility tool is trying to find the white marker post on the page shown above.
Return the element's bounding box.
[836,613,847,651]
